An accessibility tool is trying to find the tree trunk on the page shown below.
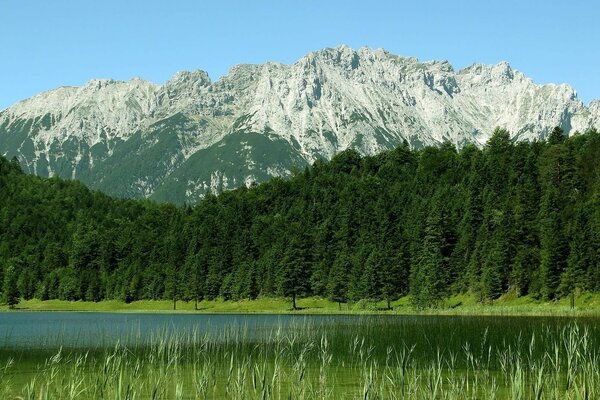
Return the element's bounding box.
[338,301,341,311]
[195,297,198,311]
[387,298,391,310]
[570,291,575,309]
[173,295,177,311]
[292,293,297,310]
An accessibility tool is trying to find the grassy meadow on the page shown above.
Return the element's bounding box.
[3,291,600,316]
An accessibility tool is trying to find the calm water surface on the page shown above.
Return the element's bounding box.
[1,312,599,355]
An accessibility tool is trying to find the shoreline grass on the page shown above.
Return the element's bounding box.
[3,292,600,317]
[1,319,599,399]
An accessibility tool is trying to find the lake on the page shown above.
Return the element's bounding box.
[0,312,598,398]
[1,312,598,360]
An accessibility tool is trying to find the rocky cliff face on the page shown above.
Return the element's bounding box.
[1,45,598,203]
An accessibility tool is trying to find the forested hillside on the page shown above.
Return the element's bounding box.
[2,127,600,308]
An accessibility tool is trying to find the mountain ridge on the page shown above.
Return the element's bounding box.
[1,45,599,203]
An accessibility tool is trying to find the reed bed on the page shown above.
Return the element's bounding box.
[0,319,598,399]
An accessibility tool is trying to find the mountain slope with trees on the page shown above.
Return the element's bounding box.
[2,127,600,309]
[2,46,599,204]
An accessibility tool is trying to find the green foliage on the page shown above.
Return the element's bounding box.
[1,126,600,308]
[3,262,19,308]
[410,203,448,308]
[278,236,311,310]
[327,253,351,308]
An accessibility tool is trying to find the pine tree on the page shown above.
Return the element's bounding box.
[547,126,566,145]
[3,263,19,308]
[537,133,571,300]
[480,208,513,300]
[278,238,310,310]
[509,144,540,295]
[9,156,22,173]
[163,231,182,310]
[380,244,406,310]
[587,178,600,292]
[559,206,589,297]
[410,206,448,309]
[539,189,567,300]
[191,252,208,308]
[359,250,381,301]
[327,253,350,310]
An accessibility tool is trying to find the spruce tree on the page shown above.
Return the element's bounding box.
[380,244,406,310]
[538,189,567,300]
[327,253,350,310]
[547,126,566,145]
[360,250,381,301]
[3,264,19,308]
[278,239,310,310]
[410,205,447,309]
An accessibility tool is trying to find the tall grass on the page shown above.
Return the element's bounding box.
[0,319,599,399]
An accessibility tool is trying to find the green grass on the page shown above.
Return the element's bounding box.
[4,292,600,316]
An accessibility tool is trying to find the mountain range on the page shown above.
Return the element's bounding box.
[1,45,599,203]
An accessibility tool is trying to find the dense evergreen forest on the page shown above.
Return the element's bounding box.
[2,127,600,309]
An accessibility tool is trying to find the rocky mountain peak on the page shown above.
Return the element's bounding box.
[83,78,118,90]
[166,70,211,87]
[0,46,598,203]
[459,61,518,86]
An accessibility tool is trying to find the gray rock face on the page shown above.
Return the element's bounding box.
[1,46,598,203]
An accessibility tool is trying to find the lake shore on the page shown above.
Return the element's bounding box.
[3,292,600,316]
[2,309,597,399]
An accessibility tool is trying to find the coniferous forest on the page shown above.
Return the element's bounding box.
[2,127,600,309]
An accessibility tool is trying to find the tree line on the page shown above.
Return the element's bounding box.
[2,127,600,309]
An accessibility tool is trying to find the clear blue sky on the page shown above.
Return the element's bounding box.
[2,0,599,110]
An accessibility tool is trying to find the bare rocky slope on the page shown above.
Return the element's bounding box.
[1,45,598,203]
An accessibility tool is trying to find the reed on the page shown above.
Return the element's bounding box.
[0,319,599,399]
